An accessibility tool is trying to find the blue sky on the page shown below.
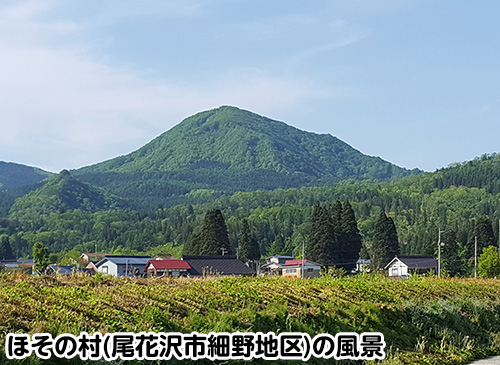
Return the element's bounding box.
[1,0,499,172]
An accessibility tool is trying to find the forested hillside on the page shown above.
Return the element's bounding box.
[8,170,124,221]
[1,154,499,278]
[1,105,499,277]
[73,106,419,209]
[0,161,51,189]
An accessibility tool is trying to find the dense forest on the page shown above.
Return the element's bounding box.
[0,107,499,276]
[69,106,419,209]
[0,161,50,189]
[0,153,499,277]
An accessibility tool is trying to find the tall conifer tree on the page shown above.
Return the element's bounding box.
[370,212,399,269]
[441,228,468,276]
[238,219,260,262]
[185,209,231,256]
[307,202,334,264]
[200,209,231,255]
[0,235,14,260]
[329,200,343,265]
[473,216,495,254]
[340,200,362,271]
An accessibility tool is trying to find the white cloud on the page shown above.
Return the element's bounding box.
[0,2,336,172]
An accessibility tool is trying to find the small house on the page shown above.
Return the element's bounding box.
[94,255,152,277]
[384,256,438,278]
[182,255,255,277]
[145,259,191,277]
[80,253,111,264]
[46,264,92,275]
[0,259,19,270]
[355,258,371,273]
[282,259,322,278]
[261,255,295,275]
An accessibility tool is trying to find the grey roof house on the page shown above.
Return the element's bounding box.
[384,256,438,278]
[182,255,255,277]
[94,255,152,277]
[46,264,92,276]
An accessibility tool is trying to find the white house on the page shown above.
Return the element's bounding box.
[94,255,152,277]
[261,256,295,275]
[384,256,438,278]
[282,259,322,278]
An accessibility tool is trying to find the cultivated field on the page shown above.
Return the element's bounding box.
[1,273,499,364]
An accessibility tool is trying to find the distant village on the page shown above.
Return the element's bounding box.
[0,252,439,280]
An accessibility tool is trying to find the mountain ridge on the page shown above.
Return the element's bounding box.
[76,106,419,178]
[0,161,52,189]
[2,106,422,212]
[9,170,124,220]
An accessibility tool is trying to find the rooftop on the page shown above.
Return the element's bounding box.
[147,259,191,270]
[95,255,152,267]
[182,255,255,276]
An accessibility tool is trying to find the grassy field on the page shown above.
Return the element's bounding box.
[1,273,500,364]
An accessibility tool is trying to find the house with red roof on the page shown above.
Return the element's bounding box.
[145,259,191,277]
[282,259,322,278]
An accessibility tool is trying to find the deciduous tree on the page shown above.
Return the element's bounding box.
[33,242,50,275]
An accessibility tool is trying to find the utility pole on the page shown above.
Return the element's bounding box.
[474,236,478,279]
[437,228,444,278]
[301,240,305,279]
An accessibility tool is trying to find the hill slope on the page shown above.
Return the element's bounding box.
[0,161,51,189]
[75,106,419,208]
[9,170,123,220]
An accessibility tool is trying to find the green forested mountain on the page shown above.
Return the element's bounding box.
[2,106,500,278]
[0,161,51,189]
[9,170,124,221]
[2,154,499,279]
[74,106,419,209]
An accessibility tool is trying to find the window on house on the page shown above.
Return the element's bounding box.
[307,268,314,273]
[101,266,108,273]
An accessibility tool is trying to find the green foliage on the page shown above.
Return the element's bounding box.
[339,200,363,271]
[71,106,417,210]
[306,202,334,265]
[9,170,123,220]
[473,216,496,254]
[57,249,82,266]
[237,218,260,261]
[266,235,285,256]
[0,234,14,260]
[370,212,399,270]
[478,245,500,278]
[0,161,51,189]
[3,146,500,281]
[440,229,469,276]
[32,242,50,274]
[185,209,231,255]
[306,200,362,270]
